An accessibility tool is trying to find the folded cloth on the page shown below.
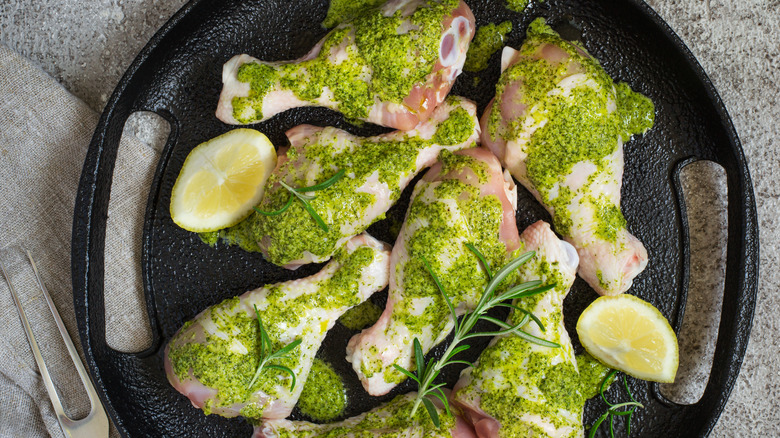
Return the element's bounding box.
[0,44,157,438]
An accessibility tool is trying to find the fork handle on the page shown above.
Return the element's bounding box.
[1,256,67,422]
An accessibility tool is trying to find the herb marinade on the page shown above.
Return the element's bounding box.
[486,19,654,257]
[297,358,346,421]
[464,21,513,72]
[321,0,387,29]
[168,245,379,419]
[232,0,460,124]
[339,300,383,330]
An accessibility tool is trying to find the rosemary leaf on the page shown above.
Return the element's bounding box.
[513,307,547,332]
[420,255,458,326]
[432,388,451,417]
[256,169,344,226]
[280,181,316,201]
[297,169,346,192]
[254,197,293,216]
[498,281,547,301]
[272,338,303,357]
[590,371,644,437]
[422,397,440,428]
[610,415,616,438]
[465,242,493,279]
[624,374,638,403]
[478,314,514,329]
[589,412,610,438]
[474,250,534,315]
[392,364,421,383]
[299,199,329,232]
[265,364,297,391]
[510,328,561,348]
[601,369,619,405]
[444,344,470,361]
[414,338,426,376]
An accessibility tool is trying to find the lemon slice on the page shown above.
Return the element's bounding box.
[576,294,678,383]
[170,128,276,232]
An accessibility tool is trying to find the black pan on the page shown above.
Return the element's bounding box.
[72,0,759,436]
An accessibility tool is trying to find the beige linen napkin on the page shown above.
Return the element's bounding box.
[0,44,157,437]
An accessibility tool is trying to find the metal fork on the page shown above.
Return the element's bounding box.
[1,249,109,438]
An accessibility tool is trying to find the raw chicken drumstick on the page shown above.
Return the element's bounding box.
[216,0,475,130]
[453,220,601,438]
[253,391,477,438]
[215,96,479,268]
[481,18,655,295]
[164,234,390,420]
[346,147,521,396]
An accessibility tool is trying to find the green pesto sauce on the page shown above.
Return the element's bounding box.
[322,0,386,28]
[576,352,615,400]
[506,0,539,12]
[488,18,655,241]
[381,151,512,384]
[464,21,513,72]
[216,102,475,266]
[198,230,219,246]
[590,195,627,242]
[359,345,384,380]
[432,107,477,146]
[297,359,346,421]
[278,394,455,438]
[167,246,376,419]
[338,300,383,330]
[616,81,655,137]
[233,0,459,124]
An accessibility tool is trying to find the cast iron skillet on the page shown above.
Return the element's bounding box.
[72,0,759,436]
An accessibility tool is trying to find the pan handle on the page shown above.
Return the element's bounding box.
[72,69,182,359]
[686,151,759,427]
[652,154,759,433]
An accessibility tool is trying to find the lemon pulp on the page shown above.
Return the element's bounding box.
[170,128,276,232]
[576,294,678,383]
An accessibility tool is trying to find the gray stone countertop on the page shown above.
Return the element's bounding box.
[1,0,778,435]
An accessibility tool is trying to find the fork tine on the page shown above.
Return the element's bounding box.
[0,250,109,437]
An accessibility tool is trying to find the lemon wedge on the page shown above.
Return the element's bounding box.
[170,128,276,232]
[576,294,678,383]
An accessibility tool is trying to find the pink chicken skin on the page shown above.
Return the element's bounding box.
[453,221,586,438]
[346,147,521,396]
[216,0,475,130]
[216,96,479,268]
[164,234,390,421]
[481,18,655,295]
[254,391,476,438]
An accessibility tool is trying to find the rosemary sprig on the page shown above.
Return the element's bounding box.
[246,304,302,391]
[254,169,345,232]
[588,370,644,438]
[393,245,560,427]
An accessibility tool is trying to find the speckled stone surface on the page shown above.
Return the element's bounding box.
[1,0,778,435]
